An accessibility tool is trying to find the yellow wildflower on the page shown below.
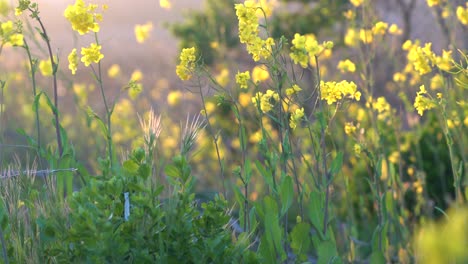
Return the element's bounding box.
[1,20,13,35]
[134,22,153,43]
[344,28,359,47]
[252,65,269,83]
[160,0,171,9]
[68,48,79,75]
[414,85,436,116]
[426,0,441,7]
[252,90,279,113]
[388,151,399,164]
[343,10,355,20]
[344,122,356,135]
[8,34,24,46]
[359,29,373,44]
[80,43,104,66]
[320,80,360,105]
[337,59,356,73]
[457,4,468,25]
[354,144,361,155]
[350,0,364,7]
[393,72,406,82]
[39,59,53,76]
[215,68,230,87]
[289,108,304,130]
[372,21,388,35]
[388,24,402,35]
[64,0,101,35]
[285,84,302,96]
[107,64,121,78]
[176,47,197,81]
[235,1,274,61]
[238,92,251,108]
[236,71,250,89]
[435,49,453,71]
[131,70,143,82]
[430,74,443,90]
[167,91,182,106]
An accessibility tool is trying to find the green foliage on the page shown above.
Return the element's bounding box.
[34,147,254,263]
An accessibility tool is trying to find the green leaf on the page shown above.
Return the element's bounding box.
[255,160,274,192]
[290,222,311,261]
[123,160,139,175]
[164,164,180,178]
[369,251,385,264]
[279,176,293,217]
[239,125,247,152]
[137,163,151,180]
[32,91,43,113]
[329,151,343,176]
[308,190,325,238]
[317,240,340,264]
[41,92,58,115]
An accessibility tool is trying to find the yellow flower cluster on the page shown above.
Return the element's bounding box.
[367,96,392,120]
[372,21,388,35]
[252,89,279,113]
[0,20,24,47]
[64,0,103,35]
[68,48,79,75]
[176,47,197,81]
[160,0,171,9]
[289,108,304,130]
[457,3,468,25]
[236,71,251,89]
[426,0,441,7]
[252,65,270,83]
[337,59,356,73]
[289,33,333,68]
[285,84,302,96]
[345,22,402,47]
[235,1,275,61]
[39,59,53,76]
[134,22,153,43]
[414,85,436,116]
[403,40,454,76]
[80,43,104,66]
[320,80,361,105]
[215,68,230,87]
[344,122,356,135]
[350,0,364,7]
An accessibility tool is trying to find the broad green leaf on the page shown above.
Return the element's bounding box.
[317,240,340,264]
[255,160,274,191]
[308,190,325,238]
[164,164,179,178]
[290,222,311,261]
[369,251,386,264]
[329,152,343,176]
[123,160,139,175]
[279,176,293,217]
[137,163,151,180]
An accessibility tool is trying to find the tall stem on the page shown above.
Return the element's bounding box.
[34,13,63,156]
[23,40,41,152]
[314,56,330,236]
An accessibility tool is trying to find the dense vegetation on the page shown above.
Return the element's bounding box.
[0,0,467,263]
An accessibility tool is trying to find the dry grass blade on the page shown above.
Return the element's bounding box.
[181,114,206,156]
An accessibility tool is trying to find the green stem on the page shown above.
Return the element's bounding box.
[23,39,41,152]
[33,12,63,156]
